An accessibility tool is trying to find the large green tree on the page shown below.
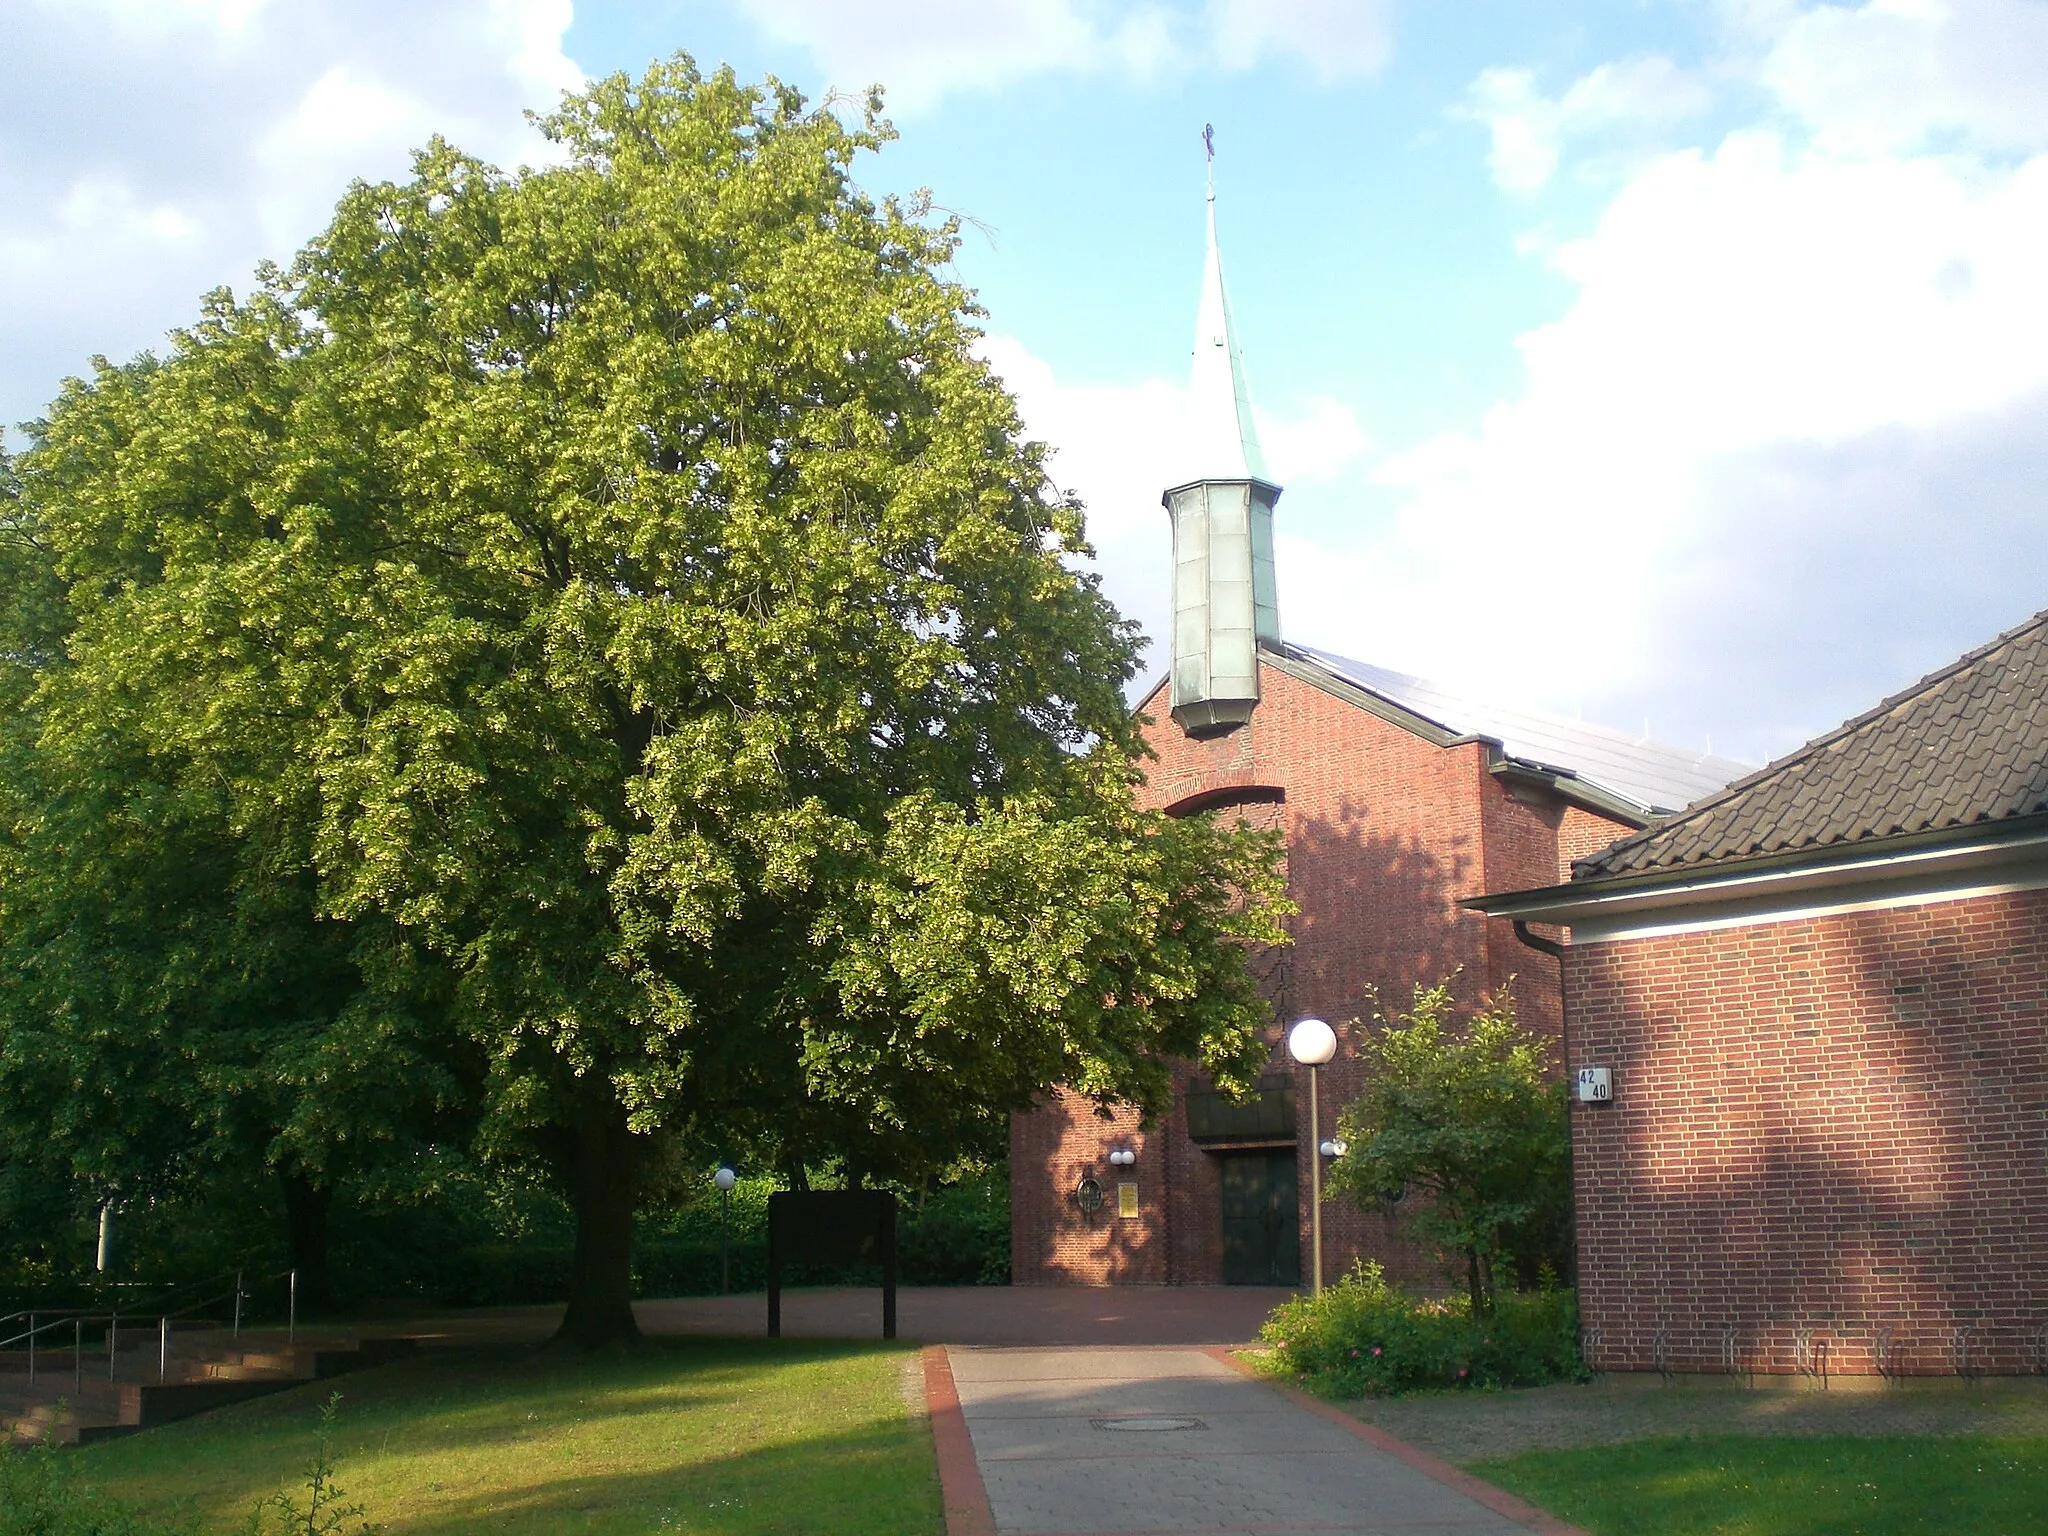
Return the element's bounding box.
[6,61,1288,1345]
[0,423,468,1303]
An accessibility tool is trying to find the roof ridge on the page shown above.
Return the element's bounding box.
[1286,641,1743,767]
[1575,604,2048,878]
[1281,640,1749,816]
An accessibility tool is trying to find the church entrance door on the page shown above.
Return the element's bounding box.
[1218,1151,1300,1285]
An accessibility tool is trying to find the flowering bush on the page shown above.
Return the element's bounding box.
[1256,1261,1583,1398]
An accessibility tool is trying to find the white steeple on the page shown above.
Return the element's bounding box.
[1186,149,1271,483]
[1162,126,1282,734]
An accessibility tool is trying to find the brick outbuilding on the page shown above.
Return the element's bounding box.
[1474,610,2048,1377]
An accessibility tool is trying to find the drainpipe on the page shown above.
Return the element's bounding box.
[1509,918,1570,1073]
[1510,918,1581,1301]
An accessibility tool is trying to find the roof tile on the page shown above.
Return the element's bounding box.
[1575,608,2048,880]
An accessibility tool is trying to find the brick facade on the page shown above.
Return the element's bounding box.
[1568,888,2048,1377]
[1010,658,1637,1288]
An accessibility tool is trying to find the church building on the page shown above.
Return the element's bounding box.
[1008,162,1748,1288]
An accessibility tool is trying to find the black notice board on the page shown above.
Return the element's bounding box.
[767,1190,897,1339]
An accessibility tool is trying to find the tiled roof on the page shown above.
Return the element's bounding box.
[1575,608,2048,880]
[1284,644,1751,817]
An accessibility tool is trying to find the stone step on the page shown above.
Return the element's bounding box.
[0,1335,419,1444]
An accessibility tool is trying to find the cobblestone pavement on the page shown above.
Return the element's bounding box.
[950,1347,1547,1536]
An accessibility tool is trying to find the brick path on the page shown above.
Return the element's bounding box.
[937,1345,1574,1536]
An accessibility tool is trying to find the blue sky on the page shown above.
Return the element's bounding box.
[5,1,2047,765]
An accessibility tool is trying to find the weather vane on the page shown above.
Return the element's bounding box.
[1202,123,1215,162]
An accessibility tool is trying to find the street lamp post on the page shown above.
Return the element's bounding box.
[714,1166,737,1295]
[1288,1018,1338,1294]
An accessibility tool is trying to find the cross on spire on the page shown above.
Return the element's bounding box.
[1187,126,1268,483]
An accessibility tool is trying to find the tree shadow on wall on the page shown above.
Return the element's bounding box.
[1586,896,2048,1377]
[1284,808,1476,1023]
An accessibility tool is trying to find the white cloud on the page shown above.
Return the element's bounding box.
[977,332,1372,681]
[1763,0,2048,156]
[1258,396,1375,484]
[734,0,1389,113]
[1207,0,1392,81]
[1331,2,2048,761]
[41,0,277,37]
[734,0,1172,111]
[0,0,581,432]
[1462,55,1715,195]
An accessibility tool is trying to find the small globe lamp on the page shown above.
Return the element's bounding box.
[714,1165,737,1294]
[1288,1018,1339,1294]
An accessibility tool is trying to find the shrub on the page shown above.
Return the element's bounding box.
[898,1169,1010,1286]
[1257,1261,1583,1398]
[1325,982,1571,1313]
[0,1442,196,1536]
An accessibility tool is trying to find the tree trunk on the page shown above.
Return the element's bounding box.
[1475,1250,1497,1317]
[554,1102,643,1351]
[280,1173,333,1313]
[1465,1249,1485,1317]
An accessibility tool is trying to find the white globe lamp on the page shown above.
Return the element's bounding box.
[1288,1017,1340,1294]
[1288,1017,1337,1066]
[713,1165,737,1294]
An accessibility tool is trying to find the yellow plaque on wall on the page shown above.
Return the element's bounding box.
[1117,1181,1138,1218]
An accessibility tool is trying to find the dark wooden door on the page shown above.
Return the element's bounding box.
[1220,1151,1301,1285]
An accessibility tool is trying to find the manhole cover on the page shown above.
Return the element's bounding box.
[1090,1416,1206,1432]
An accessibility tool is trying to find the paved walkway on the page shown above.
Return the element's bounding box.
[941,1346,1569,1536]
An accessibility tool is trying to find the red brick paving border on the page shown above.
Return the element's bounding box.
[923,1346,997,1536]
[1202,1348,1592,1536]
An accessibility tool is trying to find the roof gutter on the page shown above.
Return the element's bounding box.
[1488,759,1657,828]
[1465,813,2048,940]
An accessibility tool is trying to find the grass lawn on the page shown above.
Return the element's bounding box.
[1473,1434,2048,1536]
[75,1337,943,1536]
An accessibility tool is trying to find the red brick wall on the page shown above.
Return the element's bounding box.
[1568,887,2048,1376]
[1010,1090,1165,1284]
[1010,659,1636,1288]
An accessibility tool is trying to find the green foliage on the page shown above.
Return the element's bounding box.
[1325,982,1570,1311]
[1475,1435,2048,1536]
[353,1165,1008,1304]
[1257,1261,1583,1398]
[0,1441,197,1536]
[898,1169,1010,1286]
[241,1395,379,1536]
[0,57,1287,1340]
[0,1160,1010,1313]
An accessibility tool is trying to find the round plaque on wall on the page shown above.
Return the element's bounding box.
[1073,1176,1105,1214]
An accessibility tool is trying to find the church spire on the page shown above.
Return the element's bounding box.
[1161,126,1282,735]
[1188,129,1270,483]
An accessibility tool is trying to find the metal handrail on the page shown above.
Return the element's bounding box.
[0,1268,298,1386]
[0,1263,256,1331]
